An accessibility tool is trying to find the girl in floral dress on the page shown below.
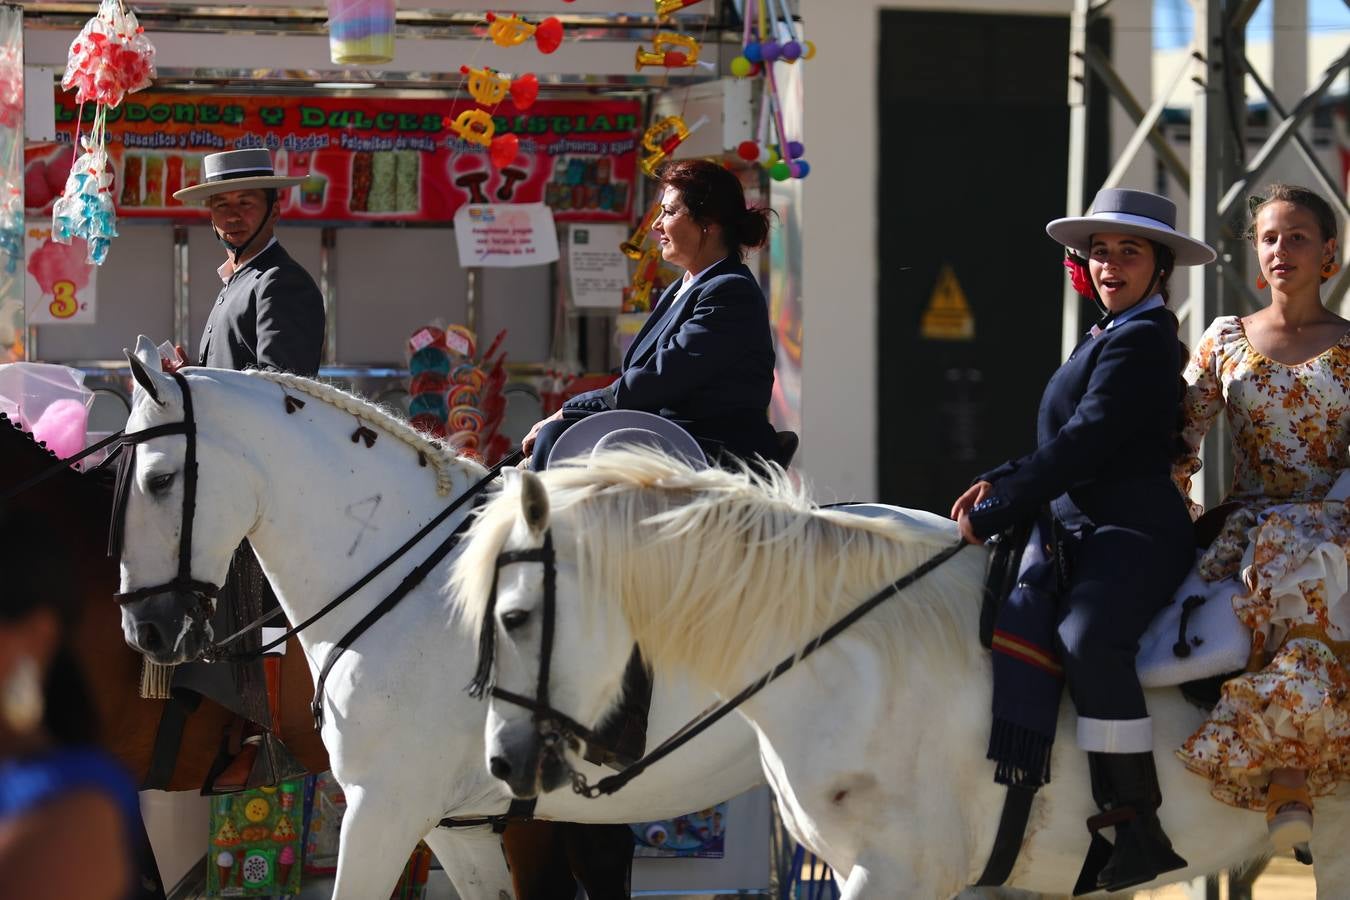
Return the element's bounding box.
[1174,185,1347,851]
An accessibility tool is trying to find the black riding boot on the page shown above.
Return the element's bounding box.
[1074,752,1187,895]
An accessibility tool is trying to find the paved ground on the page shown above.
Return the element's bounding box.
[1135,853,1315,899]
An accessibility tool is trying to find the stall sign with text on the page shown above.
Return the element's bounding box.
[453,203,560,268]
[24,93,640,224]
[24,222,96,324]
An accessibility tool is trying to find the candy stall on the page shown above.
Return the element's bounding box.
[1,0,811,895]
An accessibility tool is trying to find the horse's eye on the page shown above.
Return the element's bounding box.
[501,609,530,631]
[148,472,176,495]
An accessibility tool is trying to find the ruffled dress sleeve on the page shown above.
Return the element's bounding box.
[1172,316,1242,519]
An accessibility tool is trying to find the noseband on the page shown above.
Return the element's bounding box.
[110,370,220,609]
[467,530,602,754]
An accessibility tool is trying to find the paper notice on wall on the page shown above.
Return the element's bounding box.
[24,222,97,324]
[453,203,559,268]
[567,223,628,308]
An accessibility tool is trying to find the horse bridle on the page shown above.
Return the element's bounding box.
[110,370,221,610]
[469,522,968,799]
[467,529,605,758]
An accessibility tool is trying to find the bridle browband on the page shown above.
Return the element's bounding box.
[106,367,526,726]
[468,532,604,752]
[469,520,967,798]
[110,370,220,608]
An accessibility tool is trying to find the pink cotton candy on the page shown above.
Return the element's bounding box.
[30,398,88,458]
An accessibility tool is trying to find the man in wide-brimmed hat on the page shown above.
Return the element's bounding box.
[169,148,324,791]
[173,148,325,376]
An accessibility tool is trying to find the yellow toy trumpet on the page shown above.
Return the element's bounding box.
[655,0,704,19]
[450,109,495,147]
[621,200,662,259]
[484,12,534,47]
[638,115,689,177]
[460,65,510,106]
[634,32,701,70]
[624,246,663,313]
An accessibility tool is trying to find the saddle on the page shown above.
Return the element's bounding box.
[978,508,1251,706]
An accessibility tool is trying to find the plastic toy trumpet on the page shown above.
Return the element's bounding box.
[638,115,690,177]
[450,109,495,147]
[461,65,510,106]
[485,12,535,47]
[625,246,663,312]
[635,32,701,70]
[655,0,704,19]
[621,200,662,259]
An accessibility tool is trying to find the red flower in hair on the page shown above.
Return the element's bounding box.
[1063,252,1094,299]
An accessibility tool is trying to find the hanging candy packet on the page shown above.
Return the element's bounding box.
[61,0,156,108]
[51,136,117,265]
[53,0,155,265]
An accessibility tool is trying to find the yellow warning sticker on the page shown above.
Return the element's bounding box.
[920,264,974,341]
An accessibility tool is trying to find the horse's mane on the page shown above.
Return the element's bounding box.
[246,370,466,496]
[452,449,989,691]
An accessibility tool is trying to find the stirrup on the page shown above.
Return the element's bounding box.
[1265,782,1313,852]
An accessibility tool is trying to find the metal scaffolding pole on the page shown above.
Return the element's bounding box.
[1062,0,1338,506]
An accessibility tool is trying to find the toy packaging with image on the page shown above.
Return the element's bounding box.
[207,780,304,896]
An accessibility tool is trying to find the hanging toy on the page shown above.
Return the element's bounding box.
[508,72,539,110]
[624,246,662,313]
[450,109,495,147]
[489,134,519,170]
[485,12,564,54]
[634,32,702,71]
[461,65,510,105]
[621,200,662,259]
[638,114,707,178]
[655,0,703,19]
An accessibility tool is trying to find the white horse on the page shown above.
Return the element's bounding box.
[113,338,764,899]
[452,450,1350,899]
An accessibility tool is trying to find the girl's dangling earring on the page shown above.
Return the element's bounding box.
[1323,260,1341,280]
[2,656,43,734]
[1256,273,1268,290]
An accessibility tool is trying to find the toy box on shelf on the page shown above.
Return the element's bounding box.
[406,323,510,464]
[207,780,303,897]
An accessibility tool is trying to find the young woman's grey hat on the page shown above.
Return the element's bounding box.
[1046,189,1217,266]
[172,149,304,203]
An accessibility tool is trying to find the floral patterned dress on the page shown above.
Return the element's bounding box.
[1174,315,1350,810]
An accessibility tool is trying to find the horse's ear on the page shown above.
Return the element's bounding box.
[124,338,169,406]
[519,470,550,537]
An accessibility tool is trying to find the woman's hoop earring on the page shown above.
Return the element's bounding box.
[1324,260,1342,279]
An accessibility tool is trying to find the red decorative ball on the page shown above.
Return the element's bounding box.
[736,140,760,162]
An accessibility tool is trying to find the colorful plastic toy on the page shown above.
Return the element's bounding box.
[485,12,563,54]
[638,115,689,178]
[450,109,495,147]
[635,32,701,70]
[621,200,662,259]
[461,65,510,105]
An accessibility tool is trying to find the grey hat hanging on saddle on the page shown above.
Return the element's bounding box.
[546,410,708,469]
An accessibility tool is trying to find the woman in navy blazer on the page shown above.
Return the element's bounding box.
[524,159,778,469]
[949,190,1215,893]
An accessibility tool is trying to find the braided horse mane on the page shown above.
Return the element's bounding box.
[247,370,465,496]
